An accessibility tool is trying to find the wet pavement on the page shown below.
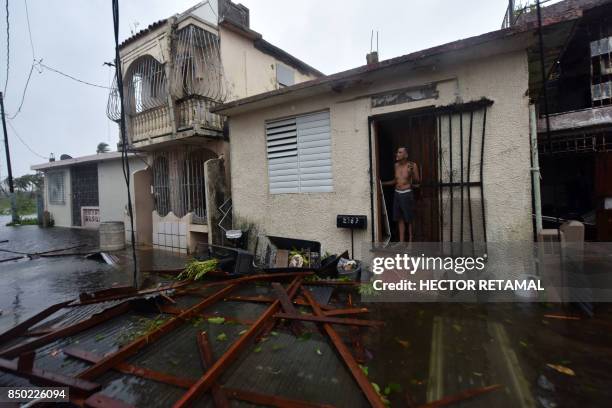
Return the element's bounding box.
[1,216,612,406]
[0,215,188,333]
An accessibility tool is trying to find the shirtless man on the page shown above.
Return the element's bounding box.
[382,147,420,242]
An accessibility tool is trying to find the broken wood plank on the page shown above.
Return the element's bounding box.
[0,300,72,345]
[226,295,335,310]
[197,332,230,408]
[172,277,303,408]
[301,288,385,408]
[0,301,132,359]
[273,313,384,328]
[17,351,35,371]
[0,357,100,394]
[64,348,196,389]
[324,308,369,317]
[223,387,336,408]
[158,305,256,326]
[272,282,304,336]
[78,283,239,381]
[417,384,502,408]
[543,314,581,320]
[84,393,135,408]
[275,249,290,267]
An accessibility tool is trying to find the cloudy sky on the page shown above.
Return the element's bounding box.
[1,0,523,177]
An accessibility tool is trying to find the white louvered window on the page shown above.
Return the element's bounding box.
[266,111,333,194]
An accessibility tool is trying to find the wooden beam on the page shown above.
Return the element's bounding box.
[0,357,100,394]
[273,313,383,328]
[223,387,336,408]
[172,278,303,408]
[64,348,196,389]
[0,302,132,359]
[416,384,502,408]
[196,332,230,408]
[0,300,72,345]
[272,282,304,336]
[323,308,369,317]
[301,288,385,408]
[78,283,238,381]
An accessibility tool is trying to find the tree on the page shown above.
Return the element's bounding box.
[96,142,110,153]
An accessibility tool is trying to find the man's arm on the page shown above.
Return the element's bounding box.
[381,179,396,187]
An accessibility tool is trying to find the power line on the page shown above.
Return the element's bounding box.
[3,0,9,95]
[38,62,111,90]
[6,118,47,159]
[6,62,33,119]
[23,0,35,59]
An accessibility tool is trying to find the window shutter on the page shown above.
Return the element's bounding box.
[266,110,332,194]
[266,117,299,193]
[297,111,333,192]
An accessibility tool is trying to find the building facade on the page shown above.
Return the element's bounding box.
[108,0,321,253]
[31,152,146,229]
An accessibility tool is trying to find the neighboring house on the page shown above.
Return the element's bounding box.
[108,0,321,253]
[513,0,612,241]
[214,0,611,255]
[31,152,146,230]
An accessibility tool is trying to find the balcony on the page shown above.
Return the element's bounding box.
[128,97,225,146]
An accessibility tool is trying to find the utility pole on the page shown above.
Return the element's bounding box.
[0,92,18,224]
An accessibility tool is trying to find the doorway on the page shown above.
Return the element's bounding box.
[372,100,491,244]
[71,164,99,227]
[374,112,439,242]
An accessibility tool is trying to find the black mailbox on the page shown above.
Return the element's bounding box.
[336,214,367,229]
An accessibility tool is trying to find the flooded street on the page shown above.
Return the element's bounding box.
[0,216,187,333]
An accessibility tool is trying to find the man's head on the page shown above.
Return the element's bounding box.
[395,147,408,162]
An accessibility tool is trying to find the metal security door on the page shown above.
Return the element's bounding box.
[435,99,492,244]
[71,164,99,226]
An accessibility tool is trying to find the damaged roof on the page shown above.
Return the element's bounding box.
[213,0,611,116]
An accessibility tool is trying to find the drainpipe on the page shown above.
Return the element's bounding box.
[530,104,543,235]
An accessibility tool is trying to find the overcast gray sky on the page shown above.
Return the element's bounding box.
[1,0,518,177]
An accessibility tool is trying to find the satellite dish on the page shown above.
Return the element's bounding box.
[60,154,73,160]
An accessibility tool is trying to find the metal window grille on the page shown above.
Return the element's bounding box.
[152,155,171,216]
[70,164,99,226]
[266,110,333,194]
[173,25,227,101]
[47,171,65,205]
[152,147,214,221]
[107,55,168,120]
[538,131,612,155]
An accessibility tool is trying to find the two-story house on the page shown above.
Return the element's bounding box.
[108,0,322,252]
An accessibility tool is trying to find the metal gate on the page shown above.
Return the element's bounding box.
[371,98,492,244]
[435,99,492,243]
[71,164,99,226]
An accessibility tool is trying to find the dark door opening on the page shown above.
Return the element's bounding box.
[71,164,99,226]
[375,113,439,242]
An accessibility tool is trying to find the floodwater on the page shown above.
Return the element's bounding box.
[1,216,612,406]
[361,301,612,407]
[0,215,187,332]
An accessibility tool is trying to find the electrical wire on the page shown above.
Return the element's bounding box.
[6,119,47,159]
[38,62,110,89]
[4,0,9,95]
[112,0,139,286]
[23,0,34,59]
[6,62,33,119]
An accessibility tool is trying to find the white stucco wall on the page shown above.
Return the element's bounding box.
[228,48,533,256]
[98,158,147,223]
[219,26,318,101]
[44,168,72,228]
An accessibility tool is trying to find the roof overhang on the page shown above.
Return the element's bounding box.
[31,152,142,171]
[213,1,594,117]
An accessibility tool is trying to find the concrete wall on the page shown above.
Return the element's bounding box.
[98,157,147,223]
[220,27,317,101]
[228,49,533,256]
[44,168,72,228]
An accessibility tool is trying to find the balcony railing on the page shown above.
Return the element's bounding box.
[129,97,225,145]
